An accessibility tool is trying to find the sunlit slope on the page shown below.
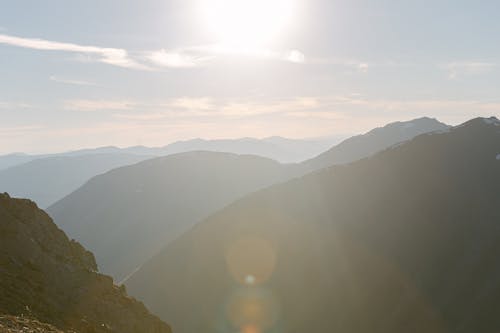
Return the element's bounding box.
[126,117,500,333]
[48,152,291,280]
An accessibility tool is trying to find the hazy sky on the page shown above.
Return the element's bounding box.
[1,0,499,153]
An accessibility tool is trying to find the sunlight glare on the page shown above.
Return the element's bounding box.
[199,0,297,48]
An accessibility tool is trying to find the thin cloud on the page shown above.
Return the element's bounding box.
[146,49,205,68]
[49,75,98,87]
[0,33,307,70]
[0,125,45,135]
[147,44,307,67]
[442,61,497,79]
[0,33,149,70]
[64,99,134,112]
[0,101,32,109]
[286,50,305,63]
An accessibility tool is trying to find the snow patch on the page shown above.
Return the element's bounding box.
[497,154,500,161]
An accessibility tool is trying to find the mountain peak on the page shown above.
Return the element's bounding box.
[455,116,500,129]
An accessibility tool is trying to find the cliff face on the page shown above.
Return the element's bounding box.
[0,193,171,333]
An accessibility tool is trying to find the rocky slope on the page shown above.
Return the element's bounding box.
[0,193,171,333]
[0,315,70,333]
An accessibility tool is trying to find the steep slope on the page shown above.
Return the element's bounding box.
[48,117,447,281]
[299,116,449,172]
[125,117,500,333]
[0,193,171,333]
[48,152,292,280]
[0,154,150,208]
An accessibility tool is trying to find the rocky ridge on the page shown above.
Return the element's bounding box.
[0,193,171,333]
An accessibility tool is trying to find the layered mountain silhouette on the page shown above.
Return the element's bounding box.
[0,135,342,171]
[125,136,343,163]
[0,193,171,333]
[0,154,151,208]
[124,117,500,333]
[47,117,448,281]
[0,136,342,209]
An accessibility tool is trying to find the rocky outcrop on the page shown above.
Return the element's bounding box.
[0,314,71,333]
[0,193,171,333]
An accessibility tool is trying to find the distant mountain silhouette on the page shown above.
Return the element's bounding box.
[0,193,171,333]
[47,117,448,281]
[0,136,343,172]
[125,117,500,333]
[127,136,344,164]
[0,153,151,208]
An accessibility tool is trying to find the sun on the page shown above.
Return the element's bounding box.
[198,0,297,48]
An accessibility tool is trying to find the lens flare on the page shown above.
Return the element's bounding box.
[225,237,277,285]
[226,288,280,332]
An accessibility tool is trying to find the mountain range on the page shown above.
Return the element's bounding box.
[47,117,449,281]
[0,135,344,171]
[0,136,344,209]
[124,117,500,333]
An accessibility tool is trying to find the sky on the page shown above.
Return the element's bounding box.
[1,0,499,154]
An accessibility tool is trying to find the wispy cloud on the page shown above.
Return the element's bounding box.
[145,44,306,68]
[49,75,99,87]
[0,101,32,109]
[0,125,45,135]
[0,33,149,70]
[169,97,215,110]
[286,50,306,63]
[146,49,207,68]
[442,61,497,79]
[64,99,134,111]
[0,33,307,71]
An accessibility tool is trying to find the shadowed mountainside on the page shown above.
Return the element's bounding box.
[48,117,448,280]
[125,117,500,333]
[0,193,171,333]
